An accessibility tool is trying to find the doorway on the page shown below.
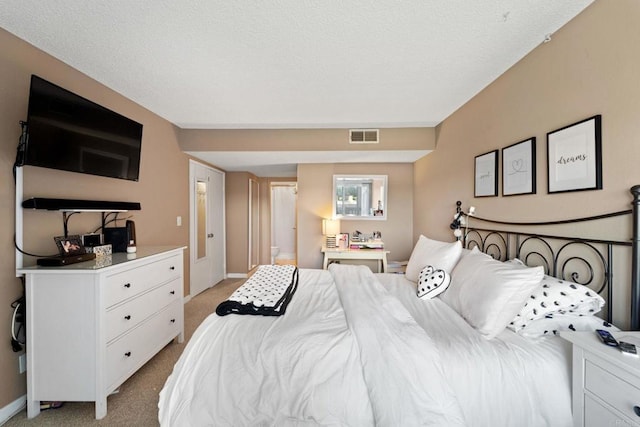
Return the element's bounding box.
[270,182,297,265]
[189,160,225,297]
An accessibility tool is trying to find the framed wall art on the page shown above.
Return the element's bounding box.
[547,115,602,194]
[502,137,536,196]
[474,150,498,197]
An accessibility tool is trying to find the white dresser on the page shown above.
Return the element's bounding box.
[561,331,640,427]
[18,246,186,420]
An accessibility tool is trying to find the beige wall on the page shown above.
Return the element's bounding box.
[0,29,191,408]
[414,0,640,328]
[297,163,414,269]
[179,127,435,153]
[226,171,262,275]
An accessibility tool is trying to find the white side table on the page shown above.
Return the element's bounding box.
[561,331,640,427]
[321,247,389,273]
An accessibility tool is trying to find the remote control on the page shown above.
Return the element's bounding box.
[596,329,619,347]
[619,341,639,357]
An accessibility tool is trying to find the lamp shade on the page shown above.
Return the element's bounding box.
[322,219,341,236]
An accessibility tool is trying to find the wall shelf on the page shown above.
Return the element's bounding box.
[22,198,141,238]
[22,198,141,212]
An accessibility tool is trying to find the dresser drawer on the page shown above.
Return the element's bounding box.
[106,300,182,389]
[105,254,182,307]
[585,360,640,424]
[106,278,182,342]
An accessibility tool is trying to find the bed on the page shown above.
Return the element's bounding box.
[158,186,640,426]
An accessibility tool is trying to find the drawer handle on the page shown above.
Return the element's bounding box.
[634,406,640,417]
[124,283,131,288]
[170,318,176,323]
[124,351,131,357]
[170,266,176,271]
[170,291,175,295]
[124,315,131,320]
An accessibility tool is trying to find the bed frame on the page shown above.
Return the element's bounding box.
[450,185,640,329]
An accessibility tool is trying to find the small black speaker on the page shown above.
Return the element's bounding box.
[104,227,128,253]
[126,220,136,245]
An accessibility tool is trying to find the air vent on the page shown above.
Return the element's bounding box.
[349,129,379,144]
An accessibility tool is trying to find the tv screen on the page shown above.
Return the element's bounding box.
[23,75,143,181]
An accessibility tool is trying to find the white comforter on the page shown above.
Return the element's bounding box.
[159,265,572,426]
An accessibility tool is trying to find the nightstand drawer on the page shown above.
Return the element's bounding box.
[585,360,640,423]
[584,394,635,427]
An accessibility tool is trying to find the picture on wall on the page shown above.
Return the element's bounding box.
[474,150,498,197]
[547,115,602,194]
[502,137,536,196]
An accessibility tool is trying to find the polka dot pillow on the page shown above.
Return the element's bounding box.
[508,275,605,332]
[517,314,618,338]
[417,265,451,299]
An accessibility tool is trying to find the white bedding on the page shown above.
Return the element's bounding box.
[159,266,573,426]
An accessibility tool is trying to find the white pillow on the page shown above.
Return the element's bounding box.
[508,274,605,332]
[416,265,451,299]
[441,249,544,339]
[517,314,619,338]
[405,235,462,282]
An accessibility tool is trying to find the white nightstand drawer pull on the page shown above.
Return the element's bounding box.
[634,405,640,417]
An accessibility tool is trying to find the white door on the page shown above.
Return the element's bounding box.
[190,161,225,297]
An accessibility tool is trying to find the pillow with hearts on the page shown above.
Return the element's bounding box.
[416,265,451,299]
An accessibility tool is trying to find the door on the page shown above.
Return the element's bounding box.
[190,161,225,297]
[271,183,297,263]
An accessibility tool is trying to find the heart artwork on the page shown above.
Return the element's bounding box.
[417,265,451,299]
[511,159,524,173]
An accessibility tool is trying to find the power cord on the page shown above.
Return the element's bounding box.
[14,234,59,258]
[11,296,25,352]
[13,121,28,183]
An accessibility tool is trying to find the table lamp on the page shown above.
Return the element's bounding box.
[322,219,341,248]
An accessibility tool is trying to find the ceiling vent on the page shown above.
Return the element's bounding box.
[349,129,379,144]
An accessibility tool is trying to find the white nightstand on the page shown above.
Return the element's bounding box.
[561,331,640,427]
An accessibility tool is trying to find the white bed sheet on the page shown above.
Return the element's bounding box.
[159,267,573,427]
[376,272,573,427]
[159,268,374,426]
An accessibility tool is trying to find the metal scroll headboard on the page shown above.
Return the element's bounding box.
[450,185,640,329]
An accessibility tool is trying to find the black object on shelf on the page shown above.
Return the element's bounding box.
[22,198,141,212]
[36,253,96,267]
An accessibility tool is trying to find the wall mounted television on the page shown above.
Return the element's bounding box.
[22,75,143,181]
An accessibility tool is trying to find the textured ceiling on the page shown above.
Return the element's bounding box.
[0,1,594,176]
[0,0,593,130]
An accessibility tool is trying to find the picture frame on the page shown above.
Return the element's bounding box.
[474,150,498,197]
[502,137,536,196]
[547,115,602,194]
[336,233,350,250]
[54,235,86,256]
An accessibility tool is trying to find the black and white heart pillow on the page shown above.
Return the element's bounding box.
[417,265,451,299]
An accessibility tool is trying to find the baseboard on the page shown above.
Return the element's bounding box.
[183,295,192,304]
[226,273,248,279]
[0,394,26,425]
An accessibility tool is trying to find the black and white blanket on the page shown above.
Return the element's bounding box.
[216,264,299,316]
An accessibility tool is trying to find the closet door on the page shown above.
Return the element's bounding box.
[190,161,225,297]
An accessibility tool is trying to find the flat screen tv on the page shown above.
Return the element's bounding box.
[22,75,143,181]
